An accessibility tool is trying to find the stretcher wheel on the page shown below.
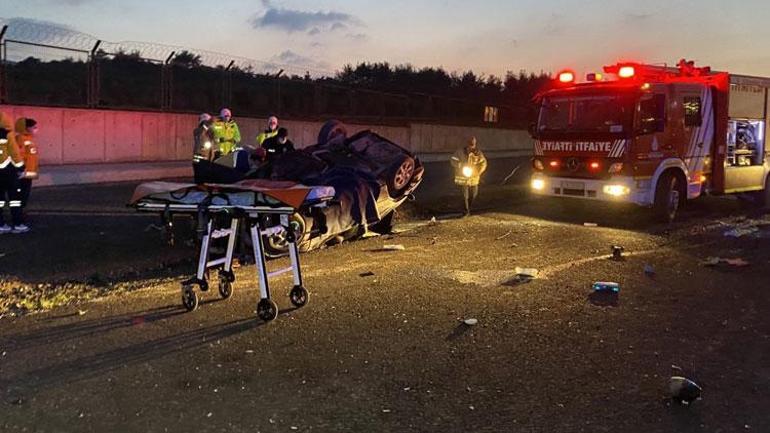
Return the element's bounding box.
[218,277,233,300]
[257,299,278,322]
[289,286,309,308]
[182,286,199,312]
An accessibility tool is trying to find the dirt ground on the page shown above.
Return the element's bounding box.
[0,182,769,432]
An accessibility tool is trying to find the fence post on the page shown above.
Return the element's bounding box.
[87,40,102,107]
[161,51,175,110]
[221,60,234,109]
[0,25,8,104]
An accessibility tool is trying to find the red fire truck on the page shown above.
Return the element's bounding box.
[530,60,770,221]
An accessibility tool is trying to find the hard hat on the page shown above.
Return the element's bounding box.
[220,108,232,119]
[199,113,212,123]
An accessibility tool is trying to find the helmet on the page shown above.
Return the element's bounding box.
[199,113,212,123]
[220,108,232,119]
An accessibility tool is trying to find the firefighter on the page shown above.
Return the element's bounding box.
[260,127,295,164]
[450,136,487,216]
[14,117,39,213]
[211,108,241,155]
[256,116,279,146]
[193,113,216,162]
[0,112,27,233]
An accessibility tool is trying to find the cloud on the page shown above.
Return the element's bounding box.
[250,6,361,33]
[308,27,321,36]
[345,33,368,42]
[270,49,330,71]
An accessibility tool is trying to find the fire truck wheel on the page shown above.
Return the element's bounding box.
[761,176,770,210]
[654,171,685,223]
[181,286,199,312]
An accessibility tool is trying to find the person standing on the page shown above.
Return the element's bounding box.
[193,113,216,161]
[260,127,295,163]
[450,136,487,216]
[211,108,241,155]
[256,116,279,146]
[0,112,27,233]
[14,117,39,216]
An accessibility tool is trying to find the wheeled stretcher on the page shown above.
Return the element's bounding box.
[129,180,335,322]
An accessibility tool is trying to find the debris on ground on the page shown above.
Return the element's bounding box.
[381,244,406,251]
[721,218,770,238]
[359,271,376,277]
[429,216,438,225]
[583,223,598,227]
[592,282,620,293]
[512,267,539,283]
[495,230,512,241]
[668,376,702,405]
[611,245,625,261]
[702,257,751,267]
[724,227,760,238]
[463,318,478,326]
[643,264,656,278]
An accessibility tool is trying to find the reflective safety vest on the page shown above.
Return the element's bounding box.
[256,129,278,146]
[211,119,241,155]
[451,147,487,186]
[0,112,23,170]
[15,118,39,179]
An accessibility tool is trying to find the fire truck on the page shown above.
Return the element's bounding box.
[530,59,770,221]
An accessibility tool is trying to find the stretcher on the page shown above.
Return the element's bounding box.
[129,180,335,322]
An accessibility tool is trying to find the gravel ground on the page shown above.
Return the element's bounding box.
[0,182,769,432]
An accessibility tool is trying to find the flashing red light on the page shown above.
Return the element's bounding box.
[558,71,575,83]
[618,66,635,78]
[589,161,601,170]
[549,160,560,168]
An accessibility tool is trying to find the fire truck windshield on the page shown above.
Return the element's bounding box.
[538,94,634,135]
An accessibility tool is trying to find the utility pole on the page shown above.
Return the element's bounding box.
[0,25,8,104]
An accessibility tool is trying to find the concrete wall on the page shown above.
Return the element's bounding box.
[1,104,533,165]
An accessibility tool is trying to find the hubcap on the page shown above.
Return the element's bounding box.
[394,160,414,189]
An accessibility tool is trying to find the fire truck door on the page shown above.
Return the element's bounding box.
[677,85,715,193]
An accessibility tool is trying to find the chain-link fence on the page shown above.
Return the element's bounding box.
[0,22,521,127]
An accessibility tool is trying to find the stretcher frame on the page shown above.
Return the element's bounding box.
[135,201,312,322]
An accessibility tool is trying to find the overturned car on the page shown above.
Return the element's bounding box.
[189,120,424,256]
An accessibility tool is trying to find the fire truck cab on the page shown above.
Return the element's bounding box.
[530,60,770,221]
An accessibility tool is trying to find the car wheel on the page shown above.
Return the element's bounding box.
[387,156,415,197]
[264,213,306,257]
[318,120,348,146]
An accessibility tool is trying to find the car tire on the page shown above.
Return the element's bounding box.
[653,171,685,223]
[318,120,348,146]
[263,213,307,258]
[386,156,415,197]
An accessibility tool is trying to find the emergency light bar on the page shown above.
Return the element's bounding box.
[558,70,575,83]
[618,66,635,78]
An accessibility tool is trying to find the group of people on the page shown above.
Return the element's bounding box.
[193,108,295,168]
[0,112,39,234]
[193,108,489,215]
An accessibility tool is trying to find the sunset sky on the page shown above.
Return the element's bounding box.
[3,0,770,78]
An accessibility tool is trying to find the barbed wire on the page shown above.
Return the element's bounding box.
[0,17,334,77]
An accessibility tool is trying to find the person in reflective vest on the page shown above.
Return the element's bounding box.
[193,113,216,162]
[211,108,241,155]
[450,136,487,216]
[256,116,279,146]
[0,112,27,233]
[14,117,39,213]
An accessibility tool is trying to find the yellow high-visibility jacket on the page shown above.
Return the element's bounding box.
[256,129,278,146]
[0,112,23,169]
[211,119,241,155]
[450,147,487,186]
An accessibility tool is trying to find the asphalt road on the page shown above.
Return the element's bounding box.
[1,182,769,432]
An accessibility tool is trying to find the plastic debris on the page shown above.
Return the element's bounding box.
[611,245,625,260]
[669,376,702,405]
[514,267,539,279]
[359,271,376,277]
[381,244,406,251]
[463,318,478,326]
[643,264,655,277]
[724,227,760,238]
[592,282,620,293]
[77,310,88,316]
[583,222,598,227]
[429,216,438,224]
[496,230,513,241]
[702,257,750,267]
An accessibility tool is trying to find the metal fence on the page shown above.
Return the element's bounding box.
[0,24,523,127]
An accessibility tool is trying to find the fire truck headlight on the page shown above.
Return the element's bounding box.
[462,166,473,177]
[532,178,546,191]
[603,185,630,197]
[204,141,212,150]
